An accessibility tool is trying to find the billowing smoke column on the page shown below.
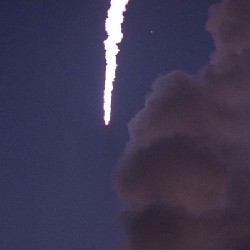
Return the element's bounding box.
[115,0,250,249]
[103,0,130,125]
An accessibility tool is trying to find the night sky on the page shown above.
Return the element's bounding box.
[3,0,246,249]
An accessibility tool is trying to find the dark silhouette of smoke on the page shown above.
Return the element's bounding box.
[115,0,250,249]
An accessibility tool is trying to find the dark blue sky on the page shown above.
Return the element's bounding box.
[1,0,219,249]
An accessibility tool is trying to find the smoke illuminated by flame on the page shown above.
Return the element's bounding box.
[103,0,130,125]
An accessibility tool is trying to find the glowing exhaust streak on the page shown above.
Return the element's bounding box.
[103,0,130,125]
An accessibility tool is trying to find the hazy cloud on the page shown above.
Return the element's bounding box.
[115,0,250,249]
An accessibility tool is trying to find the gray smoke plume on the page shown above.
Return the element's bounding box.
[115,0,250,249]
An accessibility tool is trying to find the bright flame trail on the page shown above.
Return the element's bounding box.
[103,0,130,125]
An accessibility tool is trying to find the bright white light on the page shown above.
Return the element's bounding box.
[103,0,130,125]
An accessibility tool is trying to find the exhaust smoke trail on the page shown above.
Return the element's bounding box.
[114,0,250,249]
[103,0,130,125]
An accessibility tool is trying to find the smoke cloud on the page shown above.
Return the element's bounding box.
[115,0,250,249]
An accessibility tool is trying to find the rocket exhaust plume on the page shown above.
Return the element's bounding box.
[114,0,250,249]
[103,0,130,125]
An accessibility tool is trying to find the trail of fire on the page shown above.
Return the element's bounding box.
[103,0,130,125]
